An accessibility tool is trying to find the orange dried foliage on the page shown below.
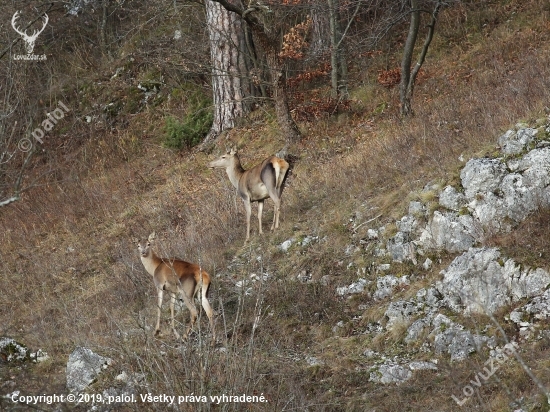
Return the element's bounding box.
[286,63,330,88]
[291,92,351,122]
[377,68,401,88]
[265,0,310,4]
[446,68,473,85]
[279,16,312,60]
[378,67,430,88]
[286,62,350,121]
[360,50,383,58]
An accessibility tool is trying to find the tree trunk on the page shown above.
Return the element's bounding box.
[400,0,443,117]
[100,0,111,58]
[204,0,249,141]
[203,0,302,142]
[265,50,301,142]
[337,47,349,100]
[309,4,330,59]
[400,0,420,116]
[328,0,349,100]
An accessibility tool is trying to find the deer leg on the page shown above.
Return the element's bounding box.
[268,190,281,230]
[179,288,198,340]
[243,199,252,242]
[155,288,164,336]
[200,284,216,345]
[257,200,264,235]
[270,200,278,230]
[273,197,281,230]
[169,292,180,339]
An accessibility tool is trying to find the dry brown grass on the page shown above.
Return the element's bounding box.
[2,1,550,411]
[487,208,550,269]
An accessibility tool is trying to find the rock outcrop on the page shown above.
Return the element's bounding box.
[66,347,112,393]
[343,122,550,381]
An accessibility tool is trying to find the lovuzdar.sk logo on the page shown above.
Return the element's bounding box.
[11,10,48,61]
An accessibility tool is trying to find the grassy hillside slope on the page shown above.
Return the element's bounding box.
[1,1,550,411]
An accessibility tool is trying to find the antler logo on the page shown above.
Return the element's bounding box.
[11,11,49,55]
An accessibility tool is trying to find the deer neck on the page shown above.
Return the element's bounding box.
[140,250,162,276]
[226,157,245,189]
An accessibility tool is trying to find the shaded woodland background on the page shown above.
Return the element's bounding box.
[1,1,550,411]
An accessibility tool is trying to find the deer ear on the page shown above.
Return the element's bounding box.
[229,146,237,155]
[132,237,139,245]
[148,232,156,242]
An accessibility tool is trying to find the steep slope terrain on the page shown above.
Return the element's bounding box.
[1,1,550,411]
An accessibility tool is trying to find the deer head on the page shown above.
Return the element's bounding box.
[11,11,49,55]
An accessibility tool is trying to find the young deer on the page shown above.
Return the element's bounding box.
[136,233,215,343]
[208,148,290,243]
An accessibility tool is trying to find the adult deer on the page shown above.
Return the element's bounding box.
[208,148,289,242]
[136,233,215,344]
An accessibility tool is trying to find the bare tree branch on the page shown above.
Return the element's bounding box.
[0,146,34,208]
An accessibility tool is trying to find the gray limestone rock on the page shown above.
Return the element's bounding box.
[417,211,475,253]
[498,128,537,155]
[66,347,112,393]
[385,300,418,329]
[373,275,410,301]
[369,361,412,385]
[439,185,467,212]
[387,232,417,263]
[460,158,507,200]
[436,248,550,315]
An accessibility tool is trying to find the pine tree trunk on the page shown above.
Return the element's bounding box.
[265,50,301,142]
[205,0,249,141]
[204,0,302,142]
